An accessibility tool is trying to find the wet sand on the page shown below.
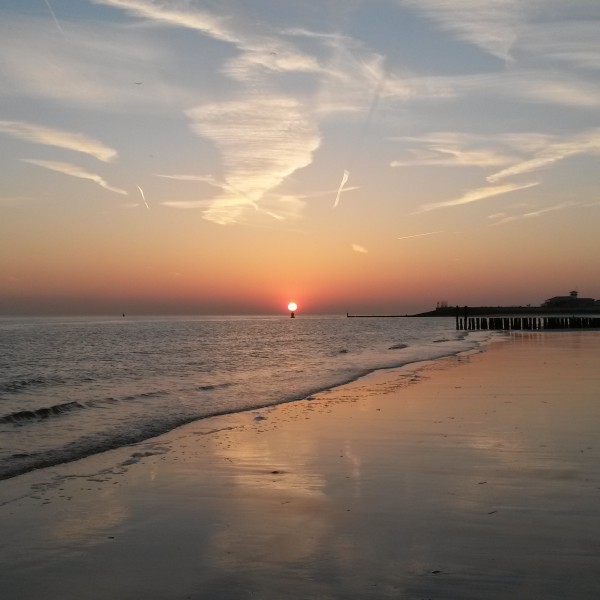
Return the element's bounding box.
[1,332,600,599]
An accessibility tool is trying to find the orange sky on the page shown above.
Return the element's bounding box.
[1,1,600,315]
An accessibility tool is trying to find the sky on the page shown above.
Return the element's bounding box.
[1,0,599,316]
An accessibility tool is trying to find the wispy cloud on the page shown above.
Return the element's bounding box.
[43,0,65,35]
[186,96,320,224]
[5,0,596,234]
[0,120,117,161]
[391,147,510,168]
[161,200,212,209]
[93,0,320,82]
[92,0,238,44]
[155,173,220,185]
[397,230,444,241]
[294,186,360,200]
[155,173,266,203]
[397,0,528,61]
[390,132,515,168]
[22,159,127,195]
[352,244,368,253]
[136,185,149,209]
[401,127,600,216]
[515,75,600,108]
[163,192,309,224]
[0,15,191,109]
[515,19,600,72]
[390,130,581,172]
[334,170,350,207]
[419,181,539,212]
[391,1,600,110]
[413,69,600,110]
[488,201,578,225]
[487,128,600,182]
[259,195,307,222]
[90,1,354,226]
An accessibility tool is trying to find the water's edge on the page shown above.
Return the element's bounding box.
[0,329,496,482]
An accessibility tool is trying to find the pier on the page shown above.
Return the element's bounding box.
[455,307,600,331]
[346,294,600,331]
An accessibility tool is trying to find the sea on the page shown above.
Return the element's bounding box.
[0,315,492,482]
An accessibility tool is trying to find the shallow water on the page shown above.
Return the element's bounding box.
[0,315,485,480]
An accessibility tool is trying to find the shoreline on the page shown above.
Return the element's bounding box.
[0,326,486,483]
[2,332,600,598]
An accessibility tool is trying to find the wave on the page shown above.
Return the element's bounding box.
[120,390,168,402]
[0,331,494,481]
[0,409,254,481]
[0,369,386,480]
[197,383,232,391]
[0,389,171,428]
[0,401,85,425]
[0,360,467,480]
[0,376,65,395]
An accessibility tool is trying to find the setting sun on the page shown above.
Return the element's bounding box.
[287,302,298,312]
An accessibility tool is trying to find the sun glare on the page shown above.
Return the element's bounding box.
[287,302,298,312]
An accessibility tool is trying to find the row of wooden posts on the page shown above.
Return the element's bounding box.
[456,310,600,331]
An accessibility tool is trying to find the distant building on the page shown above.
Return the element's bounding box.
[542,290,598,308]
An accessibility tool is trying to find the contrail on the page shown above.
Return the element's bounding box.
[137,185,149,209]
[334,70,385,209]
[334,170,350,207]
[354,74,386,155]
[397,230,443,241]
[43,0,65,35]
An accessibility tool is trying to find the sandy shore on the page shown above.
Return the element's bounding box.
[2,332,600,599]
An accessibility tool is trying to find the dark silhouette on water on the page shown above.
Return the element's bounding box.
[455,306,600,331]
[346,291,600,330]
[415,291,600,318]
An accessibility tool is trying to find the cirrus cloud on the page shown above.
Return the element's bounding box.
[185,95,321,224]
[21,159,128,195]
[418,181,539,213]
[487,128,600,182]
[0,120,117,162]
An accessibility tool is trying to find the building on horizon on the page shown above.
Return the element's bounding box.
[542,290,598,308]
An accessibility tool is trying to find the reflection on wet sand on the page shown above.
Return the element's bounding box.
[2,333,600,599]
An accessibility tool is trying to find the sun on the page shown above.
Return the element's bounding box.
[287,302,298,312]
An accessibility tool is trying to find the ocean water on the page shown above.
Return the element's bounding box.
[0,315,489,481]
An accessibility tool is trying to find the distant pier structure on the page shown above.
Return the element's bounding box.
[456,306,600,331]
[347,292,600,329]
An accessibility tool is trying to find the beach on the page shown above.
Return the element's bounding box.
[2,331,600,599]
